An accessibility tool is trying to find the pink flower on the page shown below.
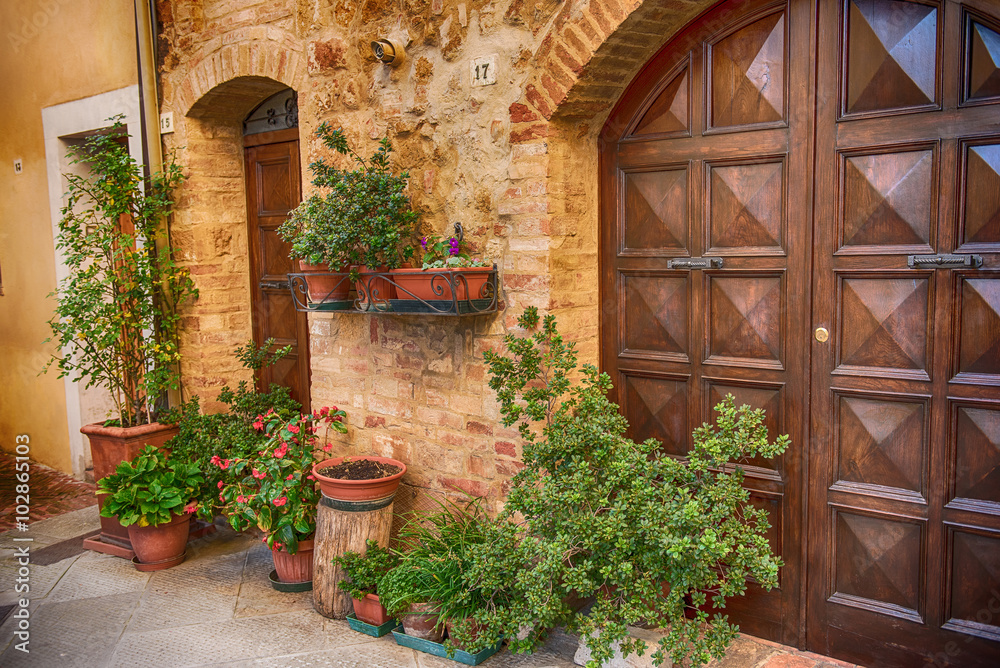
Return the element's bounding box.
[307,474,316,480]
[273,496,288,507]
[253,417,264,431]
[217,480,224,489]
[219,458,230,470]
[209,455,221,466]
[236,495,246,503]
[252,468,266,480]
[219,492,225,501]
[286,474,294,480]
[184,502,198,514]
[287,424,300,434]
[273,442,289,459]
[323,444,332,452]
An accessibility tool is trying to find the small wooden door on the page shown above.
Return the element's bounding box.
[244,131,310,408]
[808,0,1000,665]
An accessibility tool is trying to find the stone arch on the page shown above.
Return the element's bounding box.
[501,0,720,363]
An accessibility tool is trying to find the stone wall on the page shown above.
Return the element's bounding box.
[156,0,716,502]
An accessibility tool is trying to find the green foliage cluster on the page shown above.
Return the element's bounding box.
[97,445,203,527]
[277,122,417,270]
[218,407,347,554]
[378,497,501,625]
[333,539,400,600]
[45,118,197,427]
[462,308,789,667]
[162,339,301,518]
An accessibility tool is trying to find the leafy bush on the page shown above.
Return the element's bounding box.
[333,539,400,600]
[163,339,301,518]
[218,407,347,554]
[277,122,417,270]
[97,445,203,527]
[45,118,197,427]
[465,308,788,667]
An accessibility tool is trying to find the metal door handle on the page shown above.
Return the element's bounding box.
[667,256,724,270]
[907,254,982,269]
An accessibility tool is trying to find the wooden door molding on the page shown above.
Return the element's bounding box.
[244,136,310,409]
[599,0,816,647]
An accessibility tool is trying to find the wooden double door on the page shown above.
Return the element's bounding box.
[600,0,1000,665]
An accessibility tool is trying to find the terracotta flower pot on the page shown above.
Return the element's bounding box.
[352,593,392,626]
[127,512,190,568]
[299,261,350,302]
[272,539,315,583]
[392,267,491,302]
[401,601,444,642]
[355,265,395,309]
[82,421,179,552]
[445,617,491,652]
[312,456,406,502]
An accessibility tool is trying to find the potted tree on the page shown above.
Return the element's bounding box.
[461,308,789,667]
[96,445,203,571]
[278,122,417,307]
[334,538,400,633]
[218,406,347,589]
[392,230,492,306]
[45,119,197,557]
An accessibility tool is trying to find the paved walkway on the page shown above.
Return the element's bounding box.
[0,508,859,668]
[0,452,96,532]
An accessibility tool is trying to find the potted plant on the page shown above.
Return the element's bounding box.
[278,122,417,305]
[312,455,406,502]
[379,497,499,652]
[162,339,301,522]
[333,539,400,627]
[44,118,197,556]
[218,406,347,586]
[392,230,492,304]
[459,308,789,667]
[96,445,203,571]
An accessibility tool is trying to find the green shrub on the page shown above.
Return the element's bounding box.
[97,445,203,527]
[466,308,789,667]
[333,539,400,600]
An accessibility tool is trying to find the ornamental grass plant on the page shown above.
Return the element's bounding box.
[461,308,789,668]
[45,118,196,427]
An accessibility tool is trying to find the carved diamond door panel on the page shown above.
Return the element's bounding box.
[811,0,1000,664]
[602,0,811,646]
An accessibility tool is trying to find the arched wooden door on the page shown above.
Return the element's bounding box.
[601,0,1000,665]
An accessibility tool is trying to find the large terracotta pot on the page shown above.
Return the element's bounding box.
[272,539,315,583]
[127,512,190,568]
[82,421,179,550]
[392,267,491,302]
[400,601,444,642]
[299,261,350,302]
[353,593,392,626]
[312,456,407,502]
[355,265,395,309]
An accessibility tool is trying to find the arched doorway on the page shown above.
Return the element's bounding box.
[243,89,310,408]
[600,0,1000,665]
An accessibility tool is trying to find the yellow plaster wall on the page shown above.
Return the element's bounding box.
[0,1,138,473]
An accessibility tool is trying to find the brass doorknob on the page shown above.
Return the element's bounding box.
[815,327,830,343]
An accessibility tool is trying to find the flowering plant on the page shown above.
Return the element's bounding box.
[97,445,203,527]
[217,406,347,554]
[418,233,489,270]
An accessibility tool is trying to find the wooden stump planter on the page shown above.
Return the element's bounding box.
[81,421,179,558]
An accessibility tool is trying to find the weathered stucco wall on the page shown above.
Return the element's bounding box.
[157,0,716,502]
[0,0,138,473]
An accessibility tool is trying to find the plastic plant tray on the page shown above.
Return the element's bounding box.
[346,613,400,638]
[391,629,503,666]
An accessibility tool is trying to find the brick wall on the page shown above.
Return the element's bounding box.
[157,0,716,503]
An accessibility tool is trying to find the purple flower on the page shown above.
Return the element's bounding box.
[448,237,460,257]
[420,236,428,250]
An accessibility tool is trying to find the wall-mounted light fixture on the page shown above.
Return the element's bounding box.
[371,39,405,66]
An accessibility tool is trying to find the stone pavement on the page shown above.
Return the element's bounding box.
[0,452,96,532]
[0,508,860,668]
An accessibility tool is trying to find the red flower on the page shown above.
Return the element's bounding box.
[273,496,288,507]
[217,480,224,489]
[286,474,294,480]
[184,502,198,514]
[307,474,316,480]
[323,444,332,452]
[236,495,246,503]
[209,455,221,466]
[288,424,300,434]
[220,458,231,470]
[252,417,264,431]
[273,442,289,459]
[252,468,266,480]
